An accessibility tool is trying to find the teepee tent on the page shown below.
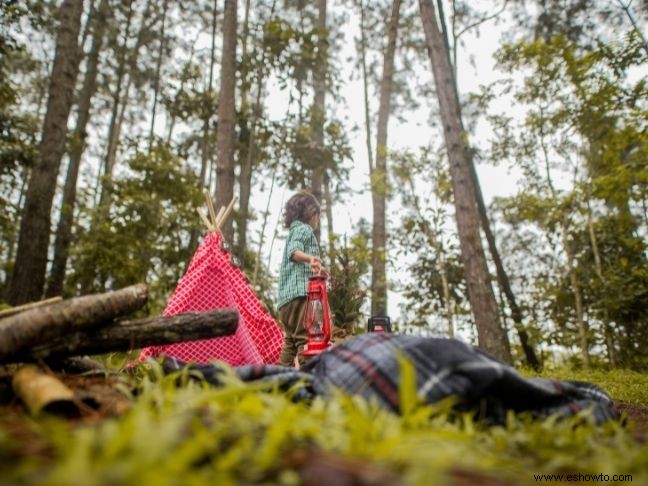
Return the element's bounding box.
[139,196,283,365]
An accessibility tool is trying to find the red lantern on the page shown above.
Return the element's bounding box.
[301,275,332,357]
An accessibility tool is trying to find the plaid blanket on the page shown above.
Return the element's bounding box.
[160,333,618,424]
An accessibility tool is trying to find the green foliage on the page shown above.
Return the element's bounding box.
[278,114,353,191]
[486,32,648,369]
[0,0,41,299]
[327,232,370,334]
[1,364,646,484]
[68,143,203,312]
[391,148,468,332]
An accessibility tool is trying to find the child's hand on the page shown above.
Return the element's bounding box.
[309,256,322,274]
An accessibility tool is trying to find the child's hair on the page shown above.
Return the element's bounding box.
[283,190,320,228]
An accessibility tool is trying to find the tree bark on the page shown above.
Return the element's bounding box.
[237,0,273,262]
[214,0,238,244]
[147,0,170,150]
[237,0,279,263]
[469,161,540,369]
[100,0,153,207]
[6,310,239,363]
[97,0,134,207]
[0,296,63,319]
[47,0,110,298]
[0,284,148,361]
[358,0,374,174]
[419,0,511,362]
[253,167,277,285]
[8,0,84,305]
[586,203,615,367]
[187,0,219,259]
[310,0,327,230]
[371,0,402,317]
[324,173,335,258]
[435,0,534,365]
[236,0,252,254]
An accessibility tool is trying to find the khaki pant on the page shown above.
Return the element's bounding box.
[278,297,308,367]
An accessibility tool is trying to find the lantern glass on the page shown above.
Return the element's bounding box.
[305,297,325,340]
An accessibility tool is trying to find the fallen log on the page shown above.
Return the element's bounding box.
[0,284,148,361]
[1,309,239,363]
[0,296,63,319]
[12,365,79,416]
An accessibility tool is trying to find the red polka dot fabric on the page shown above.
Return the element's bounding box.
[139,232,283,365]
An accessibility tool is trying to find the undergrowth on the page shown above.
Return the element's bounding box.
[0,363,645,485]
[523,367,648,406]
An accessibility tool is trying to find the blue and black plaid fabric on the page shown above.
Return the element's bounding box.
[161,333,619,425]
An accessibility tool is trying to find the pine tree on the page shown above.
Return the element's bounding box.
[214,0,238,243]
[418,0,511,362]
[8,0,84,305]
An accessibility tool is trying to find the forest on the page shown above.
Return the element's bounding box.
[0,0,647,483]
[2,0,646,368]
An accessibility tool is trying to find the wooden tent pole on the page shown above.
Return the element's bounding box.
[216,196,238,230]
[196,208,214,232]
[204,190,218,228]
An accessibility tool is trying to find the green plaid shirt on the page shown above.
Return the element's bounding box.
[278,220,320,309]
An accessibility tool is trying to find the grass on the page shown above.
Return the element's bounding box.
[524,367,648,406]
[0,363,646,485]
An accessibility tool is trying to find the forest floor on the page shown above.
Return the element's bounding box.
[0,363,646,485]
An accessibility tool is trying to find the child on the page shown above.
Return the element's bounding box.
[277,190,323,367]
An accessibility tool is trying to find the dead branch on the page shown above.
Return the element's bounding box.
[2,309,238,363]
[0,284,148,360]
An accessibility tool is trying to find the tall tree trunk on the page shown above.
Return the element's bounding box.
[310,0,327,215]
[306,0,327,247]
[148,0,170,150]
[253,167,277,285]
[166,40,198,145]
[358,0,374,174]
[187,0,219,259]
[237,0,279,263]
[3,169,29,294]
[100,0,153,207]
[469,160,540,368]
[200,0,219,186]
[564,237,589,368]
[324,173,334,259]
[214,0,238,243]
[236,0,259,262]
[370,0,402,317]
[586,201,615,367]
[436,0,537,367]
[418,0,511,362]
[97,0,134,207]
[47,0,110,298]
[538,109,589,368]
[8,0,84,305]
